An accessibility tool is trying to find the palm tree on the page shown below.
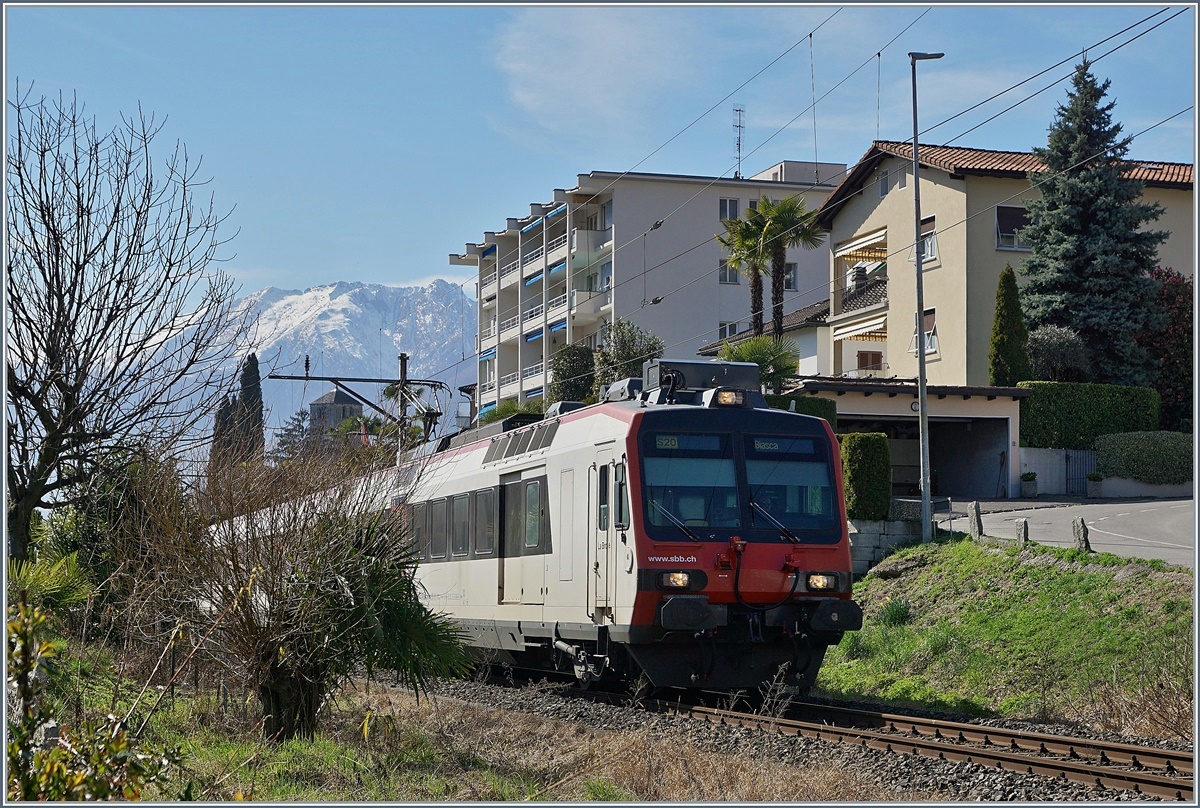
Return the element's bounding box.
[755,196,826,338]
[716,212,769,336]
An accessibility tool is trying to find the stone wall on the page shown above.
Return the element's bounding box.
[847,518,922,575]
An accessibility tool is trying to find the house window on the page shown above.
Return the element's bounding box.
[600,261,612,290]
[718,259,739,284]
[600,199,613,230]
[908,308,939,355]
[877,169,890,197]
[996,206,1031,250]
[784,262,797,291]
[748,199,758,211]
[908,216,937,262]
[719,198,739,221]
[857,351,883,372]
[718,322,741,340]
[895,167,906,190]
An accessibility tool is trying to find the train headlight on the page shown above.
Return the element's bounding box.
[715,389,745,407]
[659,571,691,589]
[806,573,838,591]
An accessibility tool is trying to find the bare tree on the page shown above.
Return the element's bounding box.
[5,85,251,561]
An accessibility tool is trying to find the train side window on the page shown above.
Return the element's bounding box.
[524,480,541,548]
[410,502,426,558]
[597,465,610,531]
[429,498,448,559]
[614,463,630,530]
[451,494,470,556]
[504,481,524,556]
[474,488,495,555]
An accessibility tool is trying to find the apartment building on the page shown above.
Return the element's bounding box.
[449,160,845,417]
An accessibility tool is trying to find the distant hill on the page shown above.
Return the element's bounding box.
[231,280,477,437]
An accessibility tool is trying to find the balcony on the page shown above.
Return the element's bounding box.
[570,289,610,323]
[522,362,544,380]
[478,379,497,394]
[548,292,568,313]
[523,303,544,323]
[499,371,520,387]
[840,362,891,380]
[499,315,520,337]
[499,260,520,285]
[480,270,497,289]
[546,232,568,263]
[521,245,544,267]
[570,227,613,261]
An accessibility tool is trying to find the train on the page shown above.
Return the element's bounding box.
[395,358,862,693]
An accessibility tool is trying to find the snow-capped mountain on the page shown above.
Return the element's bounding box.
[233,280,477,430]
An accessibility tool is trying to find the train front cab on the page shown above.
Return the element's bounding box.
[610,387,863,692]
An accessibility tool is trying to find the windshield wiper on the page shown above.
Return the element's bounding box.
[750,500,800,543]
[648,500,701,542]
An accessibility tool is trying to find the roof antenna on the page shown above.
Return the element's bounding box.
[733,104,745,179]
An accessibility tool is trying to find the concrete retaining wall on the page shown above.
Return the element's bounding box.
[1096,477,1193,498]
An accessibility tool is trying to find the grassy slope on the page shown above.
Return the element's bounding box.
[817,534,1193,737]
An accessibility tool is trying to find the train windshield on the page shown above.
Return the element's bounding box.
[642,433,742,530]
[744,435,837,534]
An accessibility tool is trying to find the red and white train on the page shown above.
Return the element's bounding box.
[399,359,862,692]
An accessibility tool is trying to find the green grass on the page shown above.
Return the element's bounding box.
[818,535,1193,727]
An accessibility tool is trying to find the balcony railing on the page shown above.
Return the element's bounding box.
[480,270,497,288]
[522,362,544,380]
[521,245,544,266]
[546,232,568,253]
[480,323,496,340]
[499,260,519,280]
[499,372,520,387]
[500,315,519,332]
[548,293,568,311]
[478,379,497,394]
[840,363,890,379]
[523,304,544,322]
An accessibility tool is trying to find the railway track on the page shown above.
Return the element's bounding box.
[559,686,1192,800]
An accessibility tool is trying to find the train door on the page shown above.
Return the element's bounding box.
[500,473,522,604]
[558,469,574,584]
[521,474,546,605]
[590,449,614,617]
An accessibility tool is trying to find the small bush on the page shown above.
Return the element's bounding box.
[839,433,890,521]
[877,598,912,627]
[1095,431,1193,485]
[1018,381,1159,449]
[1020,471,1037,482]
[764,394,837,429]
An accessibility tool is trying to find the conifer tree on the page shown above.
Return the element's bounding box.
[235,352,265,459]
[1019,59,1167,386]
[988,265,1031,386]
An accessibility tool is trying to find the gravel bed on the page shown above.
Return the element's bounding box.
[430,677,1178,801]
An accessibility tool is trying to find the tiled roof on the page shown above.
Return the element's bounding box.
[840,276,887,313]
[310,389,361,406]
[817,140,1193,227]
[697,298,830,355]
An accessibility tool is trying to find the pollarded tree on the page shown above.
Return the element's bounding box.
[1136,267,1192,431]
[988,265,1031,386]
[1019,59,1167,387]
[547,343,595,404]
[6,86,251,562]
[592,319,665,398]
[754,196,826,338]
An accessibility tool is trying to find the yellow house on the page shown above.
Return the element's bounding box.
[814,140,1193,387]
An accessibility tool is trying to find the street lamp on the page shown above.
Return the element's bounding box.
[910,51,942,543]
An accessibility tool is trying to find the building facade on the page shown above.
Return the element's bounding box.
[450,161,845,417]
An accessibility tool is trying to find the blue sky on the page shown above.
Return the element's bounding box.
[6,4,1195,297]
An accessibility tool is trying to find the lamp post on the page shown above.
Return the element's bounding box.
[909,51,942,544]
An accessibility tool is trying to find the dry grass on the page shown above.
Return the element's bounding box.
[350,683,946,802]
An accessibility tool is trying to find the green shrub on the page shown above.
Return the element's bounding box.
[764,394,837,429]
[1096,431,1193,485]
[877,598,912,627]
[839,433,891,521]
[1018,381,1159,449]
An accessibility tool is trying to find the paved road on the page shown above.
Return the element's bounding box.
[967,499,1195,568]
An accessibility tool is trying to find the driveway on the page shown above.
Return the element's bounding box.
[964,498,1195,569]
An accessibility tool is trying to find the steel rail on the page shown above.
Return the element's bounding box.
[645,701,1191,801]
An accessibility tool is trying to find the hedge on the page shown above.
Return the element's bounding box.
[1017,381,1159,449]
[765,394,837,430]
[839,433,891,521]
[1095,431,1193,485]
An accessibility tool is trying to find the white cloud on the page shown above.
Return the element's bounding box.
[492,8,697,138]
